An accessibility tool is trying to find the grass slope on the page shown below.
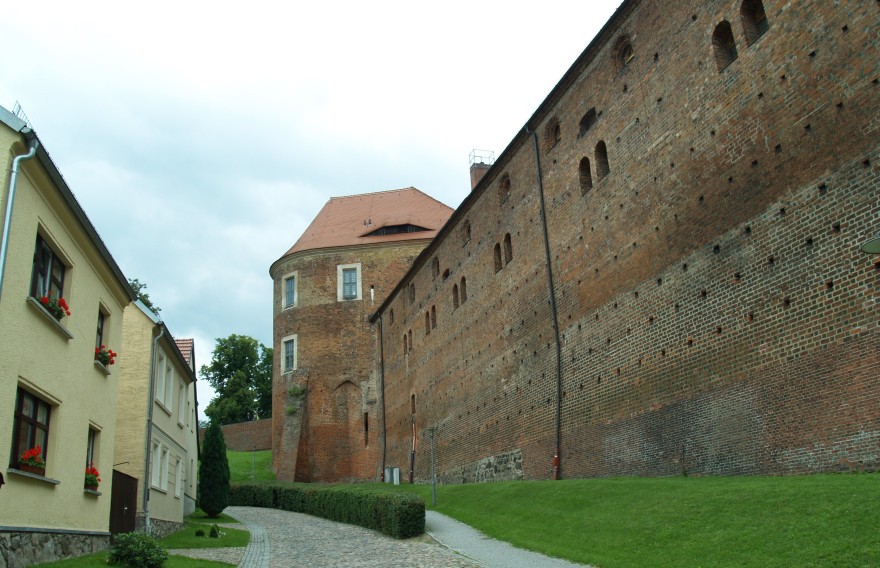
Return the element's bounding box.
[227,449,274,484]
[34,553,234,567]
[386,475,879,568]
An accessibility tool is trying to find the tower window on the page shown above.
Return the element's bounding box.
[712,21,738,71]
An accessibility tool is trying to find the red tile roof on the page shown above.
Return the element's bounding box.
[175,338,195,370]
[280,187,453,258]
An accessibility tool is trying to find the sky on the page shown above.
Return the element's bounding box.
[1,0,621,419]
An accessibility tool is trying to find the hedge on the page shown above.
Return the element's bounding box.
[229,483,425,539]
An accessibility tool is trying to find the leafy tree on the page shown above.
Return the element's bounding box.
[200,334,273,424]
[199,422,229,518]
[129,278,161,317]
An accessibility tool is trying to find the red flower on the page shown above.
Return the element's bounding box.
[40,296,49,305]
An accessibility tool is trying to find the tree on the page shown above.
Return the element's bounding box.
[200,334,273,425]
[199,422,229,518]
[129,278,161,316]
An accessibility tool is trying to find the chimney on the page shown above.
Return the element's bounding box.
[468,149,495,191]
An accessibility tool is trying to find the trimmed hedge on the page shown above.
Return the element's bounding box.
[229,483,425,539]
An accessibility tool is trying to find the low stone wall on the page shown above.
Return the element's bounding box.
[133,517,182,540]
[437,449,524,484]
[0,529,109,567]
[198,418,272,452]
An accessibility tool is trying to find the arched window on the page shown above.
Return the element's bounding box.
[460,277,468,303]
[442,269,450,280]
[712,21,738,71]
[579,157,593,194]
[503,233,513,264]
[453,284,459,309]
[613,36,634,70]
[494,243,503,272]
[431,305,436,328]
[499,174,511,204]
[579,108,597,138]
[595,141,610,180]
[741,0,769,45]
[545,117,561,151]
[425,312,431,335]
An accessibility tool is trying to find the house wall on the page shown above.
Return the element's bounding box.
[379,0,880,482]
[0,125,129,560]
[271,241,429,481]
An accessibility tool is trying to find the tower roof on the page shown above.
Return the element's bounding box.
[280,187,453,257]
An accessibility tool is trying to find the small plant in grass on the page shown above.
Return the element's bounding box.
[108,531,167,568]
[209,524,221,538]
[195,528,205,537]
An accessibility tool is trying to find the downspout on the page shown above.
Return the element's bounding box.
[526,126,564,480]
[0,140,39,300]
[143,324,165,535]
[377,315,387,479]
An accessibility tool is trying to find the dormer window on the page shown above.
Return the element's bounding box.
[364,224,429,237]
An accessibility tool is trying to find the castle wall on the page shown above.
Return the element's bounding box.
[379,0,880,482]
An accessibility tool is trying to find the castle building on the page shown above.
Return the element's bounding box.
[274,0,880,483]
[270,188,453,481]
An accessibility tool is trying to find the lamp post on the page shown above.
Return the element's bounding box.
[427,427,437,506]
[252,445,256,481]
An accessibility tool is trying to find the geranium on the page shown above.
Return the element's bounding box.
[95,345,117,366]
[39,296,71,320]
[85,463,101,486]
[19,445,45,467]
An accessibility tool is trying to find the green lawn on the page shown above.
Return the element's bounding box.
[376,474,879,568]
[33,552,234,567]
[227,449,274,483]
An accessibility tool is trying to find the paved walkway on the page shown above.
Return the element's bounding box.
[209,506,593,568]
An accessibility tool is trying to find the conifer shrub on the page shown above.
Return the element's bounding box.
[199,422,230,518]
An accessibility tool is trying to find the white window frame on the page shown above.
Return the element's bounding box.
[164,357,174,410]
[282,334,298,372]
[177,379,186,425]
[282,270,298,309]
[337,263,362,301]
[151,442,161,488]
[155,352,166,405]
[161,446,169,491]
[174,459,183,498]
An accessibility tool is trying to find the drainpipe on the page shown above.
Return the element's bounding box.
[143,323,165,535]
[0,140,39,300]
[377,315,387,479]
[526,125,564,480]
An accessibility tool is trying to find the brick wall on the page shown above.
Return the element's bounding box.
[378,0,880,483]
[199,418,272,452]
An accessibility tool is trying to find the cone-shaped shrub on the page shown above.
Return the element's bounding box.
[199,421,230,518]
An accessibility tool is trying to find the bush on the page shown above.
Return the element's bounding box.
[229,483,425,539]
[195,528,205,537]
[209,524,221,538]
[108,532,168,568]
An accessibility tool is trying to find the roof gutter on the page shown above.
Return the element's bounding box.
[0,139,39,301]
[143,322,165,535]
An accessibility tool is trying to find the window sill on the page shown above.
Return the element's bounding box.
[151,486,168,494]
[283,303,297,310]
[84,488,102,496]
[177,421,185,429]
[27,297,74,340]
[94,361,111,376]
[155,401,172,416]
[7,467,61,485]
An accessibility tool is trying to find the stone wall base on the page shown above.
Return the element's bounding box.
[436,449,524,484]
[133,517,182,540]
[0,529,109,567]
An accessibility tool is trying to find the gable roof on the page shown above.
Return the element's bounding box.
[278,187,453,259]
[175,338,195,371]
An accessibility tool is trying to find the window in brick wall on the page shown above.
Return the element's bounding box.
[403,333,407,353]
[408,283,415,304]
[442,268,449,281]
[337,264,361,301]
[425,312,431,335]
[431,257,440,279]
[712,21,738,71]
[596,141,610,180]
[460,277,468,303]
[462,220,471,246]
[408,329,412,352]
[453,284,459,309]
[431,305,436,329]
[389,309,394,324]
[544,117,561,152]
[613,36,634,70]
[498,174,511,205]
[579,108,597,137]
[283,335,297,372]
[579,157,594,194]
[494,243,503,273]
[503,234,513,264]
[741,0,769,45]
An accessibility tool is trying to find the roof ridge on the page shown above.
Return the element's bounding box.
[328,186,418,201]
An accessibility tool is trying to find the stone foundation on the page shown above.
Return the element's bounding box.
[133,517,182,540]
[0,529,109,567]
[437,450,523,484]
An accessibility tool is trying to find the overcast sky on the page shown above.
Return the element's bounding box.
[1,1,621,419]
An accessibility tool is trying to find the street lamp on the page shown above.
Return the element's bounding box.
[860,232,880,254]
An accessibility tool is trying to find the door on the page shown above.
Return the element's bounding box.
[109,470,138,534]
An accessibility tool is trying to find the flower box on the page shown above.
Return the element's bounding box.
[19,463,46,476]
[85,483,99,491]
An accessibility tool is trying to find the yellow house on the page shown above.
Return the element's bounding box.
[114,301,198,538]
[0,106,135,564]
